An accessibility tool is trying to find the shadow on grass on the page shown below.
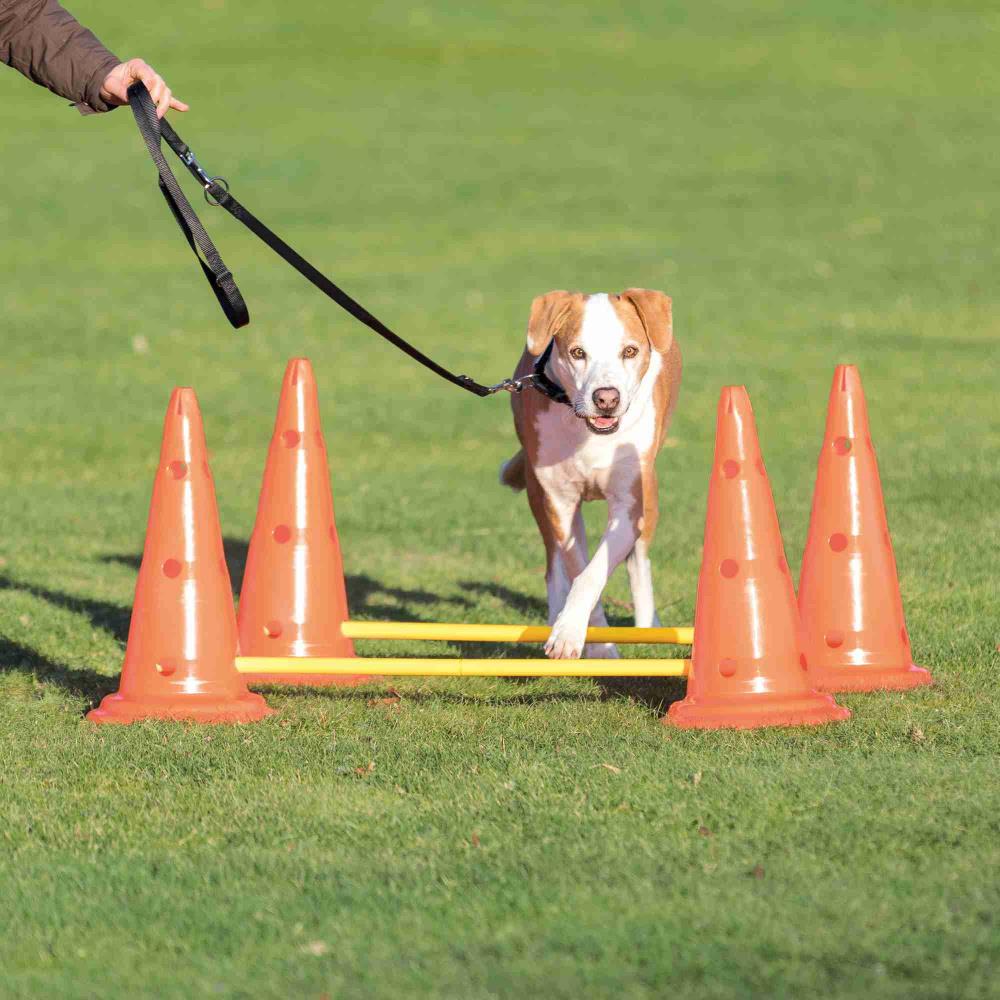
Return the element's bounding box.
[595,676,687,716]
[456,579,687,714]
[459,579,547,619]
[103,537,473,622]
[252,676,684,715]
[457,578,638,629]
[252,683,602,707]
[0,573,131,644]
[0,634,115,705]
[2,553,683,713]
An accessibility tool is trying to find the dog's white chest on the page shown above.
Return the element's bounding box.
[533,400,654,501]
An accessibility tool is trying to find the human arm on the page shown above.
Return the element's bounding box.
[0,0,185,116]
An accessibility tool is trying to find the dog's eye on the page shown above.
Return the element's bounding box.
[622,345,639,359]
[569,347,586,360]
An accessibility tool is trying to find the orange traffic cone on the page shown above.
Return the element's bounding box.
[664,387,850,729]
[798,366,933,692]
[237,359,370,686]
[88,389,273,724]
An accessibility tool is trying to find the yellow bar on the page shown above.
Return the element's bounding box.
[340,621,694,645]
[235,656,690,678]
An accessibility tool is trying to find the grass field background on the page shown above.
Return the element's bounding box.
[1,1,998,996]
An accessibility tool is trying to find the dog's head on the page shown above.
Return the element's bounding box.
[526,289,673,435]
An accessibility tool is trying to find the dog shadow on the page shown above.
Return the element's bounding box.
[457,579,686,714]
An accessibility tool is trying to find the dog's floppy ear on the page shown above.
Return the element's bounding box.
[527,290,578,357]
[621,289,673,353]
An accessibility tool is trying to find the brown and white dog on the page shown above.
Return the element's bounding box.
[500,290,681,659]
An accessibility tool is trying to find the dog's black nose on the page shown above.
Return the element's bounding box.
[592,387,620,412]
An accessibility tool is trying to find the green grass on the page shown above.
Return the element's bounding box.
[1,0,998,996]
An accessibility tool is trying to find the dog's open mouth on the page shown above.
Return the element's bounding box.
[585,415,620,435]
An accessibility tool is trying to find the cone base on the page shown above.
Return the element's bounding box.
[663,690,850,730]
[812,662,933,693]
[243,671,378,688]
[87,690,274,725]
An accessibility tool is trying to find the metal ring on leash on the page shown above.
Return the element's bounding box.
[204,177,230,207]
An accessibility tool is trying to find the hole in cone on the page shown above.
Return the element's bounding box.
[722,459,740,479]
[777,555,789,574]
[829,532,848,552]
[799,653,808,670]
[273,525,292,544]
[168,460,188,479]
[719,658,737,677]
[264,620,283,638]
[720,559,739,579]
[282,429,301,448]
[825,629,844,649]
[833,436,852,455]
[162,558,182,578]
[900,626,909,646]
[155,659,177,676]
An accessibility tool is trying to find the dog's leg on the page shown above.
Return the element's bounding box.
[583,602,619,659]
[556,504,587,625]
[626,465,661,628]
[526,479,587,628]
[546,550,572,627]
[567,508,619,659]
[626,540,661,628]
[545,496,639,660]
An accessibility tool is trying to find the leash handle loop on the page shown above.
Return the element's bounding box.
[128,83,248,328]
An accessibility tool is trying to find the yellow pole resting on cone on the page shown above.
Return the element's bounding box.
[236,657,691,678]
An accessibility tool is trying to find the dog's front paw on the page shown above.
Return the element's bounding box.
[545,612,588,660]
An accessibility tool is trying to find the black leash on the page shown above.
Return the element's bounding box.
[127,84,570,407]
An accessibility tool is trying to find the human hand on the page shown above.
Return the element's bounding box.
[99,59,188,117]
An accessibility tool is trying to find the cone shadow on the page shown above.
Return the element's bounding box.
[346,572,473,618]
[0,633,116,705]
[105,539,473,619]
[596,675,688,715]
[0,573,131,646]
[458,580,548,619]
[296,685,608,707]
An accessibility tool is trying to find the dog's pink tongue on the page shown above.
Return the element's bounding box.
[592,416,617,429]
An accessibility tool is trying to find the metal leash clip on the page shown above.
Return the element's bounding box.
[485,374,536,395]
[179,147,213,187]
[177,146,229,206]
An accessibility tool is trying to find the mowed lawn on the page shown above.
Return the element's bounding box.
[1,1,998,996]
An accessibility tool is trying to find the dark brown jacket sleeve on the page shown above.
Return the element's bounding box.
[0,0,120,112]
